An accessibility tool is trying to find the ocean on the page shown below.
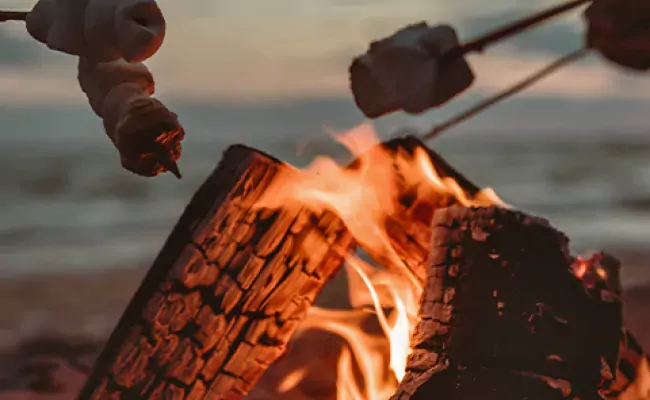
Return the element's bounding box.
[2,100,650,288]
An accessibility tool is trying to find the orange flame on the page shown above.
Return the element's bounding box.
[620,358,650,400]
[258,123,509,400]
[260,124,646,400]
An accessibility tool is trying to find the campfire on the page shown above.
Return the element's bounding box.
[73,125,648,400]
[0,0,648,397]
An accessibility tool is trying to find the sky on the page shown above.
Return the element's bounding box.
[1,0,650,135]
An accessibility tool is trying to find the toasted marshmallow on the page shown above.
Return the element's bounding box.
[26,0,166,62]
[350,23,474,118]
[77,57,184,178]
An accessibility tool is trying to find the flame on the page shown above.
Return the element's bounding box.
[263,125,650,400]
[278,367,309,393]
[263,123,508,400]
[265,124,650,400]
[620,357,650,400]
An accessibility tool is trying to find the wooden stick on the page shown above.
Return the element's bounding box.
[443,0,591,60]
[76,145,355,399]
[0,11,28,22]
[421,47,589,142]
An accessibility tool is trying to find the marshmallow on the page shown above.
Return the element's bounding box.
[585,0,650,71]
[85,0,166,62]
[78,58,184,178]
[26,0,85,56]
[78,57,154,115]
[349,23,475,118]
[24,0,54,46]
[26,0,166,63]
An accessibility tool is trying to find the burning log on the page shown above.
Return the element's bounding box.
[391,205,625,400]
[573,253,649,398]
[369,134,647,397]
[361,134,486,284]
[76,145,355,399]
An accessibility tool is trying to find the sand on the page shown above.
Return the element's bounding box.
[0,266,647,399]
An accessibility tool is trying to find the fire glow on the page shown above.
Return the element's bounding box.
[254,124,506,400]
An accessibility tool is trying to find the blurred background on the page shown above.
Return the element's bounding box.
[0,0,649,396]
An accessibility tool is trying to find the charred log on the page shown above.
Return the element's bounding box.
[77,145,355,399]
[574,253,649,397]
[391,206,623,400]
[361,135,481,284]
[376,136,647,397]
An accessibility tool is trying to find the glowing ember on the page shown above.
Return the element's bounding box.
[259,124,509,400]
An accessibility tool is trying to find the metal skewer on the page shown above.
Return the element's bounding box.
[420,46,590,142]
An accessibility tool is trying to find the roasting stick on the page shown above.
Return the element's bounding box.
[351,0,591,118]
[444,0,591,60]
[419,46,590,142]
[1,0,590,45]
[0,11,27,22]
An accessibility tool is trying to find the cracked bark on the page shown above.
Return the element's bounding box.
[390,205,623,400]
[76,145,354,400]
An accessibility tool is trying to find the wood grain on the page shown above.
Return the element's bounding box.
[76,145,354,400]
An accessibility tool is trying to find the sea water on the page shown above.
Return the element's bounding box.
[2,102,650,287]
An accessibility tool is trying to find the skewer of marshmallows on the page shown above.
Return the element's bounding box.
[349,0,592,119]
[1,0,183,178]
[348,0,650,142]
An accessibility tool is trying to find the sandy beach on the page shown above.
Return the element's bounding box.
[0,262,648,399]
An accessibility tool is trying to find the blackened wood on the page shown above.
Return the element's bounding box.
[403,367,571,400]
[76,145,354,400]
[392,205,622,400]
[378,137,645,397]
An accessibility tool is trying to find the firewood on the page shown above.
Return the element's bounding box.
[350,135,480,284]
[391,205,623,400]
[76,145,355,400]
[376,135,647,396]
[573,252,649,398]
